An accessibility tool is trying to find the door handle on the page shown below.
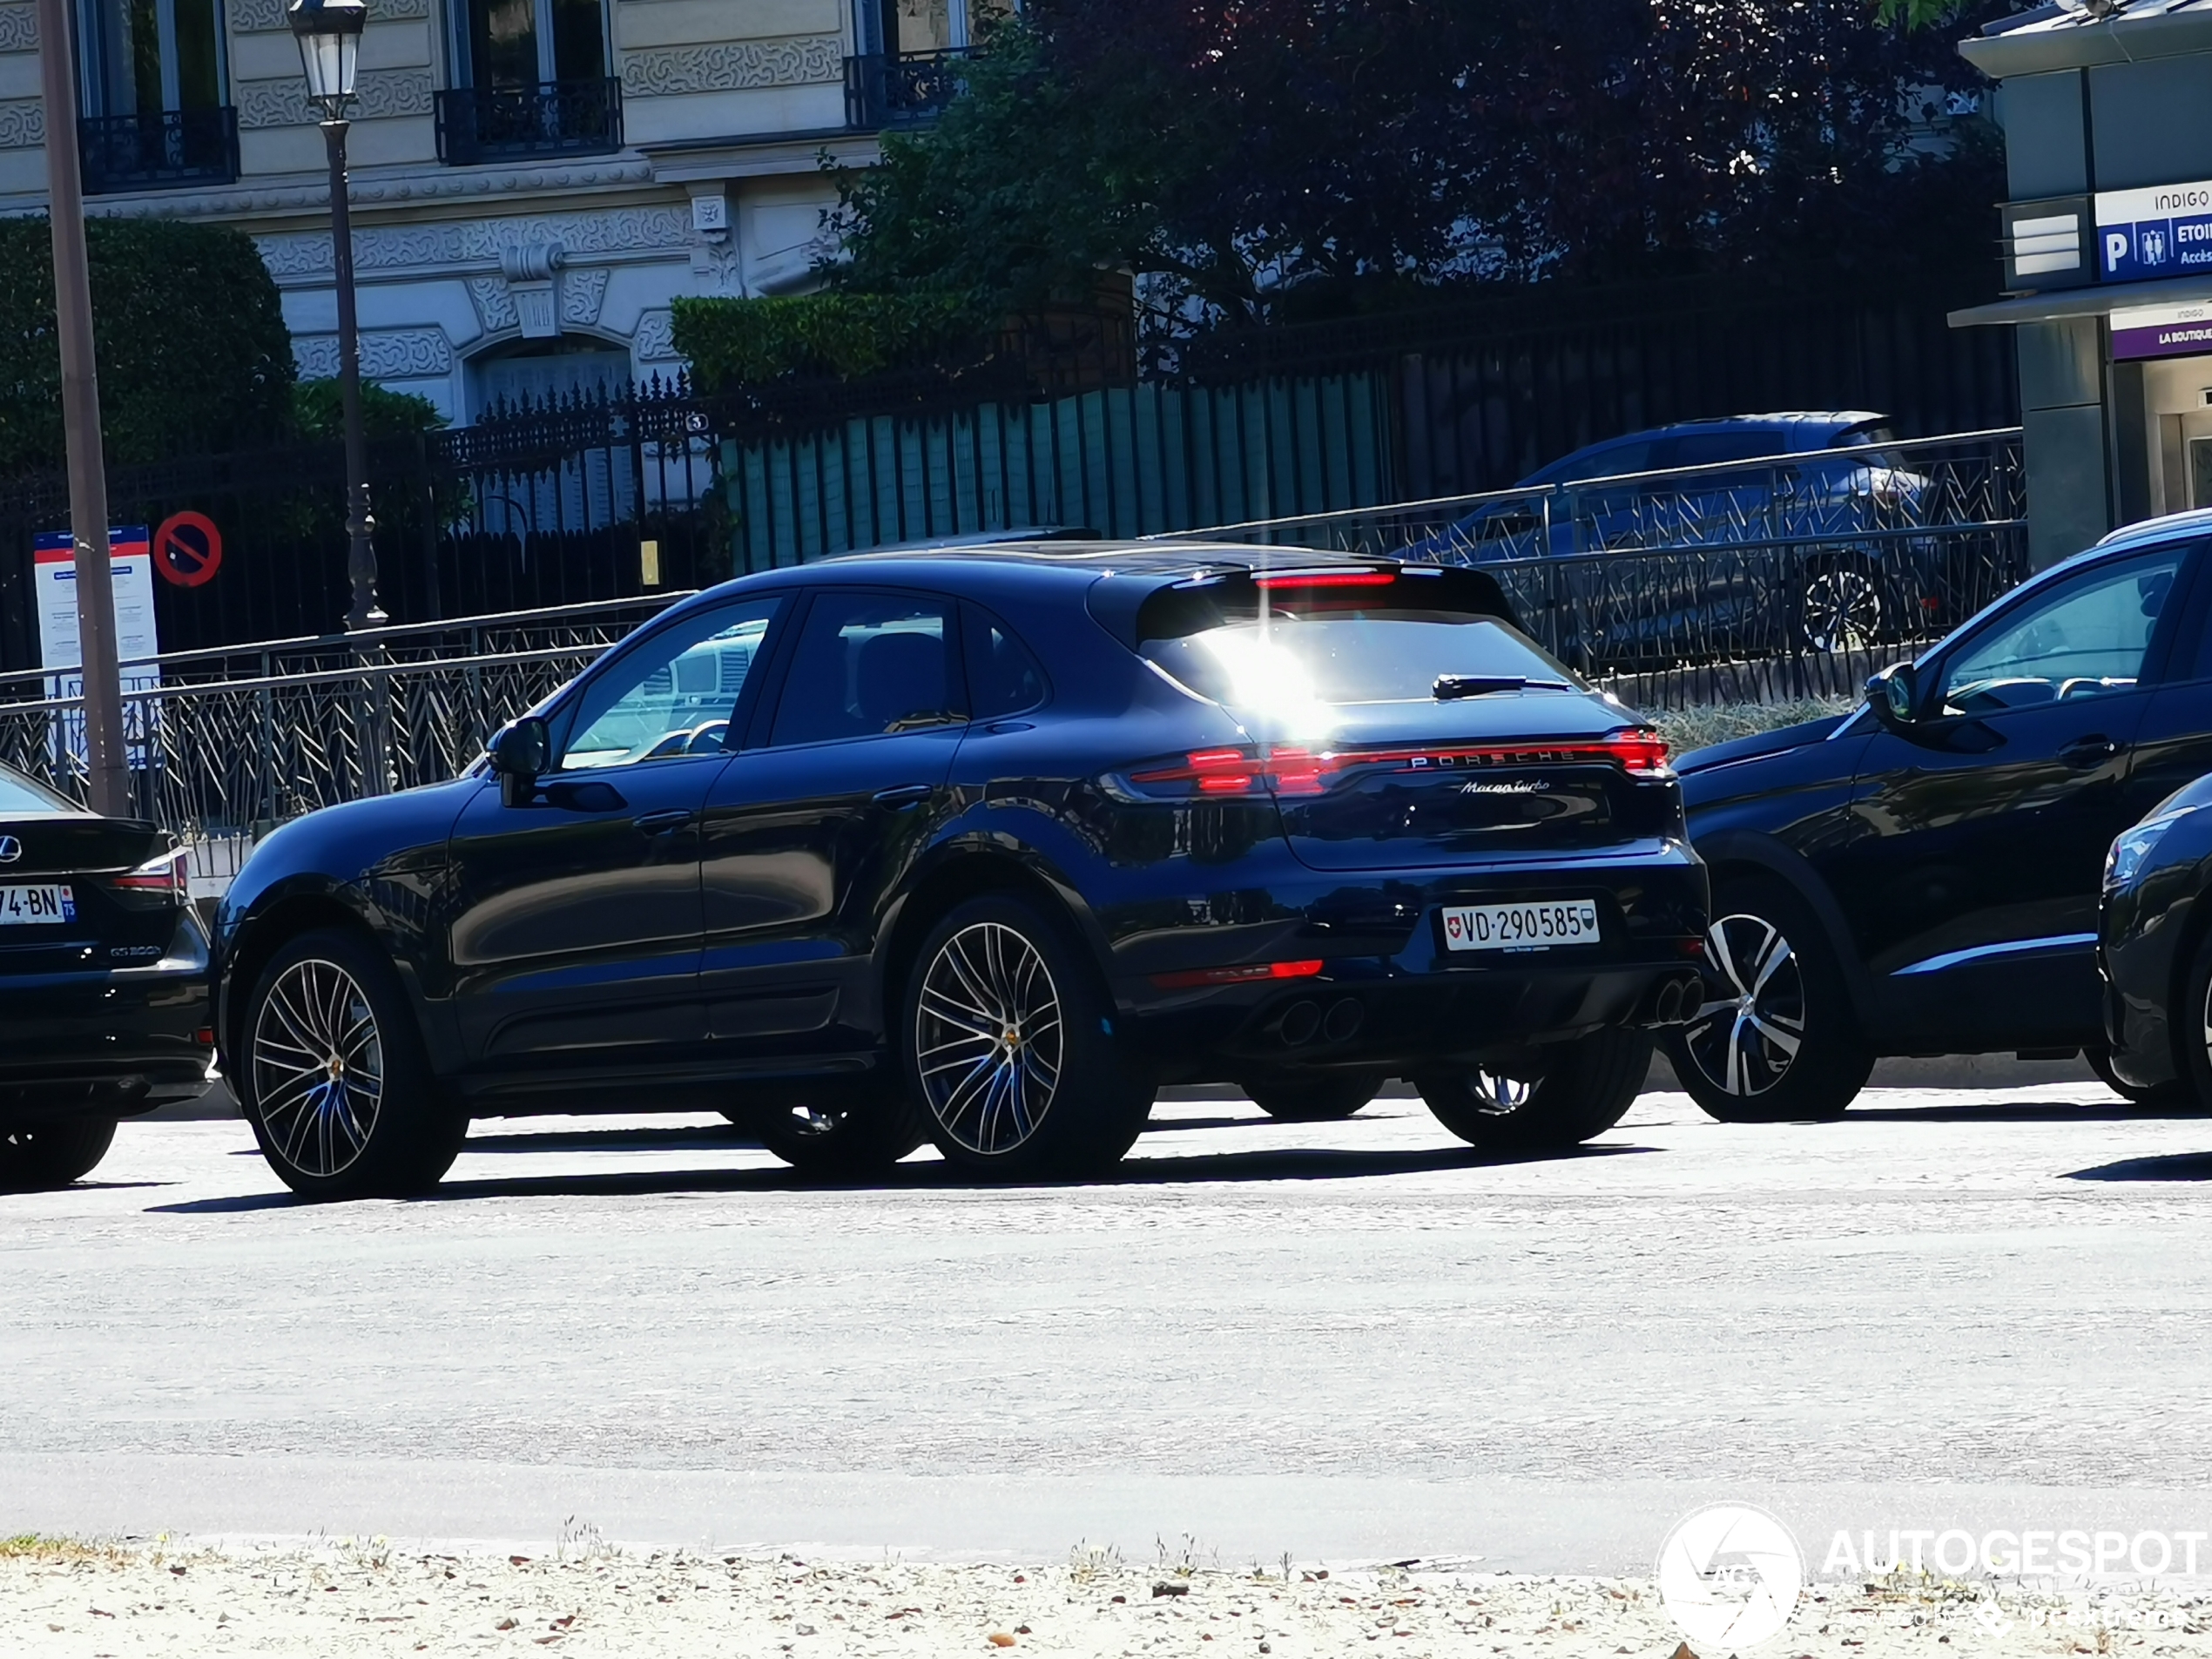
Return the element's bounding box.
[633,808,695,834]
[2058,736,2122,769]
[982,720,1035,735]
[872,784,934,808]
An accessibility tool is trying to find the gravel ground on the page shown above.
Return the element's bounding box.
[7,1539,2212,1659]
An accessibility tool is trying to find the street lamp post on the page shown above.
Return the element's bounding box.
[288,0,385,634]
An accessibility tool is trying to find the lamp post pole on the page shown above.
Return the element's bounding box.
[33,0,130,816]
[288,0,381,635]
[322,115,383,633]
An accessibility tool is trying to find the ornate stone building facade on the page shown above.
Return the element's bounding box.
[0,0,996,418]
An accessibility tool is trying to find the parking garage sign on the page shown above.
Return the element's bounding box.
[2096,180,2212,281]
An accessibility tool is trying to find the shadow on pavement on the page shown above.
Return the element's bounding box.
[454,1111,1259,1157]
[148,1141,1647,1212]
[2064,1150,2212,1182]
[1842,1097,2201,1124]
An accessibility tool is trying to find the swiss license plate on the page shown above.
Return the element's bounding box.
[1440,900,1601,952]
[0,883,75,926]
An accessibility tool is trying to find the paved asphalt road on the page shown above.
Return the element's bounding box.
[6,1071,2212,1575]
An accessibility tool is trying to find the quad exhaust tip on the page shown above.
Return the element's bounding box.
[1276,997,1365,1048]
[1649,974,1703,1026]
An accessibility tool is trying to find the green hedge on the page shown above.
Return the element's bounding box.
[670,292,986,393]
[0,216,295,475]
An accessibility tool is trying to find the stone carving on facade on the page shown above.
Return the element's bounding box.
[619,35,842,98]
[562,266,610,328]
[632,310,682,363]
[686,239,744,295]
[499,243,564,338]
[466,275,520,334]
[107,158,653,219]
[294,328,454,381]
[228,0,423,27]
[0,98,44,149]
[0,4,39,52]
[238,70,434,130]
[258,206,690,280]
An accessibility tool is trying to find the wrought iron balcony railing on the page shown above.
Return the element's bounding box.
[78,107,239,196]
[844,50,972,130]
[435,77,622,165]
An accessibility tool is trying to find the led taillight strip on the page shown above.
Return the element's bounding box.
[1251,570,1399,589]
[1151,959,1325,990]
[1125,731,1669,798]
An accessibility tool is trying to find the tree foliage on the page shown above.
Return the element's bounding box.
[0,217,294,475]
[828,0,2006,339]
[670,292,986,393]
[289,376,448,442]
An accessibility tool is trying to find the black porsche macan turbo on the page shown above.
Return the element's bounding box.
[212,544,1710,1197]
[0,762,212,1189]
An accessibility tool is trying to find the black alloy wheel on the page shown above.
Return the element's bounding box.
[1245,1070,1387,1122]
[242,928,468,1198]
[1416,1029,1650,1150]
[0,1118,118,1190]
[1667,875,1871,1123]
[1800,559,1886,653]
[903,895,1152,1178]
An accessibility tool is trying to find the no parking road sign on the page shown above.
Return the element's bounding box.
[152,511,223,587]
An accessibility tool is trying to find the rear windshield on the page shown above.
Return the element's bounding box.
[1136,570,1578,709]
[0,765,75,813]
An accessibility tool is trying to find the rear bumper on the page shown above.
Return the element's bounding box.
[0,918,212,1122]
[1105,840,1707,1082]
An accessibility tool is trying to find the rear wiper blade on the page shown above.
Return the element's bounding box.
[1433,675,1569,700]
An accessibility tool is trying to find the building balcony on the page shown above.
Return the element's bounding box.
[435,78,623,166]
[78,107,239,196]
[844,51,972,130]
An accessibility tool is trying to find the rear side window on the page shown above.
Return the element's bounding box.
[1660,430,1786,468]
[964,605,1048,718]
[770,591,961,745]
[1135,568,1575,711]
[1542,440,1655,483]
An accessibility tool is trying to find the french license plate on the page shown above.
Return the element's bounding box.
[0,883,74,926]
[1440,900,1601,952]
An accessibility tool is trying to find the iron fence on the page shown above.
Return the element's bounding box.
[1170,427,2029,703]
[0,595,686,845]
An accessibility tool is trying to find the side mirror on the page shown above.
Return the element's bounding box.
[1866,662,1919,729]
[488,716,550,806]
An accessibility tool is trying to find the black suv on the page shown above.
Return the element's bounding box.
[1668,512,2212,1120]
[215,545,1710,1197]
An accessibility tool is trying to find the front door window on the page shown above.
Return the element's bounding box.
[1939,552,2181,713]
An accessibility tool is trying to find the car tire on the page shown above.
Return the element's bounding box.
[1667,875,1871,1123]
[1417,1029,1650,1150]
[2165,934,2212,1113]
[240,927,467,1198]
[734,1095,927,1172]
[1244,1070,1386,1122]
[903,895,1152,1179]
[1799,556,1886,652]
[0,1117,118,1190]
[2081,1041,2195,1110]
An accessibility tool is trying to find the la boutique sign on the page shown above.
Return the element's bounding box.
[2097,181,2212,282]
